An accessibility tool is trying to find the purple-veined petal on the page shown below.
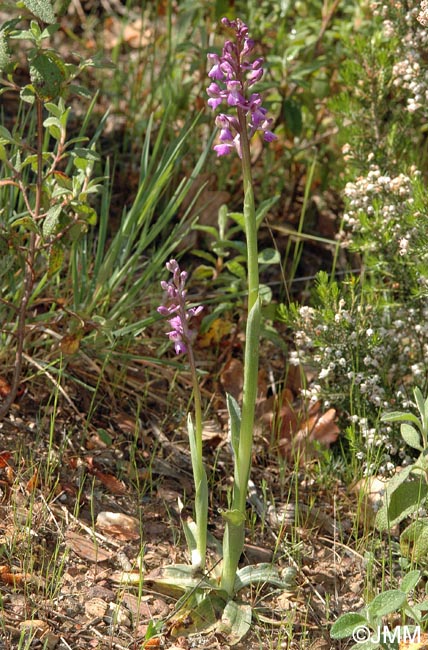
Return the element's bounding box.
[247,67,263,85]
[219,127,234,142]
[208,97,223,110]
[214,143,234,156]
[263,130,277,142]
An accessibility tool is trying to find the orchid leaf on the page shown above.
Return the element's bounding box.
[226,393,241,459]
[167,589,226,638]
[178,497,198,567]
[220,508,246,526]
[141,564,217,598]
[234,563,296,591]
[215,599,252,645]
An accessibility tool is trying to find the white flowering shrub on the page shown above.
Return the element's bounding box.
[339,158,428,289]
[331,1,428,174]
[281,273,428,473]
[371,0,428,115]
[279,1,428,476]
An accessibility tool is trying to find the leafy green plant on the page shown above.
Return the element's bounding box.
[375,389,428,563]
[331,570,428,649]
[0,0,104,415]
[69,108,211,331]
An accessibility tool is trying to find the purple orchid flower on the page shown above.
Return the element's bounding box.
[158,260,203,355]
[207,17,277,157]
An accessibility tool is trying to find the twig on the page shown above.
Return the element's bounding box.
[0,98,43,420]
[22,352,85,420]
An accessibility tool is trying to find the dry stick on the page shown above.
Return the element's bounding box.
[0,98,43,420]
[314,0,342,56]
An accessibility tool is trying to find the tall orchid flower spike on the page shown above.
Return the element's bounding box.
[147,19,286,644]
[207,18,277,596]
[207,17,277,158]
[158,260,207,570]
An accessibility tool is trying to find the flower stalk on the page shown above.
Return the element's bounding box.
[207,17,276,596]
[158,17,276,592]
[158,260,207,569]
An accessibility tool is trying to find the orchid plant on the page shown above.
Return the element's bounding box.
[207,16,276,597]
[150,18,291,643]
[157,260,207,571]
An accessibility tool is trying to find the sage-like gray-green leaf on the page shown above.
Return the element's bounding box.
[0,32,10,72]
[375,478,428,531]
[400,569,421,593]
[401,422,422,450]
[400,518,428,562]
[381,410,422,428]
[330,612,367,639]
[43,203,62,238]
[367,589,406,619]
[22,0,56,24]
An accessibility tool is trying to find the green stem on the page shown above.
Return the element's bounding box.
[221,108,261,596]
[187,343,208,570]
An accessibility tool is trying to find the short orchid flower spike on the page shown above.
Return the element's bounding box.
[157,259,203,355]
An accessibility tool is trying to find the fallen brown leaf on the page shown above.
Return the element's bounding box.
[65,530,113,563]
[0,377,12,398]
[0,450,12,468]
[220,358,244,402]
[0,565,30,586]
[26,468,39,494]
[399,633,428,649]
[309,408,340,445]
[60,333,82,355]
[96,511,140,541]
[198,318,233,348]
[84,597,109,619]
[278,398,340,461]
[86,457,127,495]
[92,468,127,494]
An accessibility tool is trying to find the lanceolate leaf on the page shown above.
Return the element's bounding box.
[22,0,56,24]
[226,393,241,459]
[0,32,10,72]
[235,563,295,591]
[30,51,66,100]
[216,599,252,646]
[47,242,64,277]
[43,203,62,238]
